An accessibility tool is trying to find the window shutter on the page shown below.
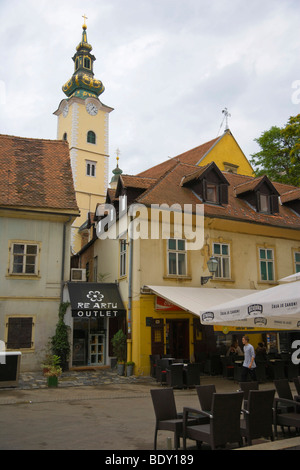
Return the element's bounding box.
[220,184,228,205]
[7,317,33,349]
[256,191,261,212]
[270,195,279,214]
[202,179,207,202]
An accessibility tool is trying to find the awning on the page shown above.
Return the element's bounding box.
[68,282,126,318]
[146,285,253,316]
[146,284,300,331]
[198,281,300,331]
[279,273,300,283]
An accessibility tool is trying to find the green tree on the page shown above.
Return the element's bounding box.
[250,114,300,186]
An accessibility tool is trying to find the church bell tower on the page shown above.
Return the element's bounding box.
[54,16,113,253]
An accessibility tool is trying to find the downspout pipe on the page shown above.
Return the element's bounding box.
[127,218,134,362]
[61,216,72,302]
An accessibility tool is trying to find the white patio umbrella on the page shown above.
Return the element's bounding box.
[279,273,300,283]
[199,281,300,330]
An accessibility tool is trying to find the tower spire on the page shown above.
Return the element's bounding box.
[62,18,104,100]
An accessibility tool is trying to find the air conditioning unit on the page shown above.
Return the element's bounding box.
[71,268,86,282]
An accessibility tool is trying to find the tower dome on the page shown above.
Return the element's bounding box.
[62,21,104,100]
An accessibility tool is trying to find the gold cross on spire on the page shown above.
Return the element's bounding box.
[82,14,88,28]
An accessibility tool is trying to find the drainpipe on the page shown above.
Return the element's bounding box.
[127,217,134,362]
[61,216,72,302]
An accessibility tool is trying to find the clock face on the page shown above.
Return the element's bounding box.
[86,102,98,116]
[62,103,69,117]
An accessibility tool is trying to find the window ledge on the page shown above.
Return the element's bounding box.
[6,274,40,280]
[163,275,192,281]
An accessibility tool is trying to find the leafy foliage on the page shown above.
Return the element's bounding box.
[111,329,127,363]
[51,302,70,369]
[250,114,300,186]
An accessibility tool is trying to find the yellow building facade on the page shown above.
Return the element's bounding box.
[197,130,255,177]
[89,147,300,376]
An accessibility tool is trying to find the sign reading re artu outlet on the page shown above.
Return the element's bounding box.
[67,282,126,318]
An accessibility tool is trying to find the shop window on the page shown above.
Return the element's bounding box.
[87,131,96,144]
[9,242,39,276]
[213,242,231,279]
[167,239,187,276]
[259,247,275,281]
[6,317,34,350]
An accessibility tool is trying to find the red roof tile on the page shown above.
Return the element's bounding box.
[0,134,79,212]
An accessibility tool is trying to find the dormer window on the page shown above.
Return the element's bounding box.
[259,194,269,213]
[180,162,229,206]
[207,183,218,203]
[235,175,279,215]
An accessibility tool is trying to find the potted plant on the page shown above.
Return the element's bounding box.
[126,361,135,377]
[51,302,70,371]
[43,355,62,387]
[111,330,127,375]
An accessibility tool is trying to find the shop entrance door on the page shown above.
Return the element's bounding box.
[151,319,164,356]
[166,319,189,361]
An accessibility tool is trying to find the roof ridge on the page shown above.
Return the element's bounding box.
[0,133,68,144]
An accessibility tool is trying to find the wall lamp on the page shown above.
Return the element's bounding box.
[201,256,218,285]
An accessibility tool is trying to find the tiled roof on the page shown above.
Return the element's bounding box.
[112,161,300,230]
[0,134,79,212]
[280,188,300,204]
[120,175,157,189]
[138,136,220,179]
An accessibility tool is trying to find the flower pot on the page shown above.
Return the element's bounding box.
[126,365,134,376]
[117,363,125,376]
[47,376,58,387]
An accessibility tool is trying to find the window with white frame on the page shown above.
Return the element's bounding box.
[167,239,187,276]
[294,252,300,273]
[259,247,275,281]
[86,160,96,177]
[120,240,127,277]
[213,242,231,279]
[10,242,39,275]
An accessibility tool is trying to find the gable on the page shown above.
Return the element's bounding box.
[198,131,254,177]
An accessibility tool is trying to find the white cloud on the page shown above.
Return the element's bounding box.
[0,0,299,176]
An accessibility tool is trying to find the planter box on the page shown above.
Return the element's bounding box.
[47,376,58,387]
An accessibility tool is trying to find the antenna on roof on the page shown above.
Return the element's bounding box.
[222,107,231,131]
[217,107,231,136]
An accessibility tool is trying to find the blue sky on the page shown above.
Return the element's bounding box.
[0,0,299,176]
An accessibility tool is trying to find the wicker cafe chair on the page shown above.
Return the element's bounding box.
[239,381,259,410]
[166,363,184,389]
[156,358,171,385]
[195,384,216,413]
[150,388,204,450]
[274,397,300,438]
[294,377,300,395]
[274,379,300,412]
[183,391,244,450]
[183,363,201,388]
[240,389,275,446]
